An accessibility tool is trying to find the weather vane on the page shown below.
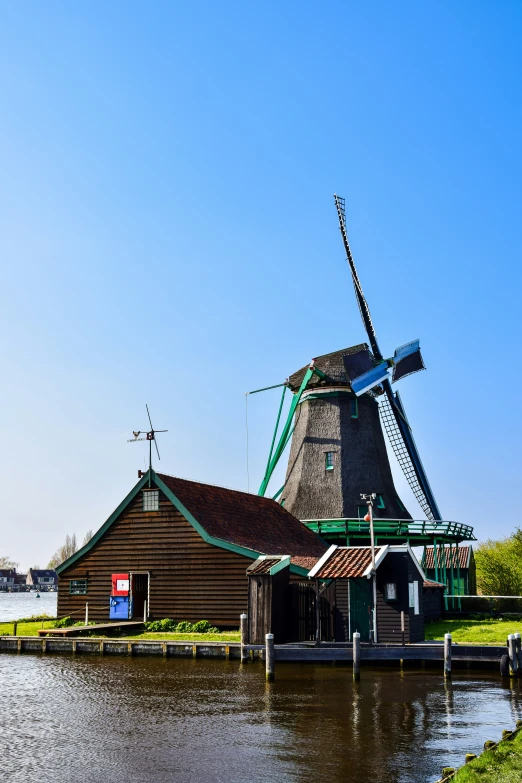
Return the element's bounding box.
[128,404,167,486]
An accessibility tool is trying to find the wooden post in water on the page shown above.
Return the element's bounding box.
[444,633,452,678]
[515,633,522,672]
[508,634,518,676]
[85,602,89,626]
[401,611,405,646]
[143,600,147,623]
[240,613,248,663]
[353,631,361,681]
[266,633,275,681]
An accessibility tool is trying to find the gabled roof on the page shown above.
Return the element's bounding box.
[30,569,56,578]
[57,470,327,576]
[424,545,472,570]
[308,544,426,581]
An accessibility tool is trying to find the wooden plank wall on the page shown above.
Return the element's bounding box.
[375,553,425,643]
[57,490,253,627]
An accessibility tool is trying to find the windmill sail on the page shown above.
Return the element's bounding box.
[378,389,441,521]
[333,194,442,521]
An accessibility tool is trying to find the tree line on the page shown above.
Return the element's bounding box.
[475,529,522,597]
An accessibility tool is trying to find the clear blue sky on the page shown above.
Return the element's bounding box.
[1,2,521,569]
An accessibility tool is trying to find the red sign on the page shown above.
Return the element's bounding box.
[111,573,129,596]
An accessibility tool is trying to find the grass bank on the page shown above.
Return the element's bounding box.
[426,619,522,645]
[0,619,240,642]
[449,727,522,782]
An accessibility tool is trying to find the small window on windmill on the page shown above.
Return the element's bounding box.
[143,490,159,512]
[350,397,358,418]
[325,452,334,471]
[376,494,386,509]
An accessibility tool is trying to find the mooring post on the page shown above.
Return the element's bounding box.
[401,611,405,646]
[143,599,147,623]
[13,621,17,637]
[444,633,452,678]
[508,634,518,676]
[265,633,275,681]
[515,632,522,672]
[240,613,248,663]
[85,602,89,626]
[353,631,361,681]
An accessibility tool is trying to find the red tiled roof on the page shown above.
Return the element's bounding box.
[312,547,374,579]
[157,474,328,567]
[248,558,282,575]
[423,580,446,588]
[424,545,470,570]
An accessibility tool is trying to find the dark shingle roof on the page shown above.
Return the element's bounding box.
[157,474,328,567]
[287,344,369,391]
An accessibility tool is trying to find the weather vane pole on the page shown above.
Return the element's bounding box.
[128,404,168,487]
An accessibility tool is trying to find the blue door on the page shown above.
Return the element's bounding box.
[109,596,129,620]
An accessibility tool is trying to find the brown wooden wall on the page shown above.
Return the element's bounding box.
[57,490,254,627]
[375,553,424,643]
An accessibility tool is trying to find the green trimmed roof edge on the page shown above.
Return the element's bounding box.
[56,470,309,576]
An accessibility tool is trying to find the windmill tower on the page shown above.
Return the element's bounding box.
[257,196,441,524]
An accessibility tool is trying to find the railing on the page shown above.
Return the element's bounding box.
[302,518,476,542]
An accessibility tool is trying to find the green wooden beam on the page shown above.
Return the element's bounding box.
[258,365,316,496]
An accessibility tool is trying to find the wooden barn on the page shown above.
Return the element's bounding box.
[56,469,327,627]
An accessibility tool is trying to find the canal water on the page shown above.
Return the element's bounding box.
[0,591,57,621]
[1,655,521,782]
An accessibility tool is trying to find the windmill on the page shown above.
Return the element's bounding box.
[128,404,168,486]
[254,197,442,524]
[333,194,441,521]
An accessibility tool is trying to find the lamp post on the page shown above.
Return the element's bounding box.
[361,492,377,644]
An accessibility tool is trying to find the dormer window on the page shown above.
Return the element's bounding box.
[143,490,159,512]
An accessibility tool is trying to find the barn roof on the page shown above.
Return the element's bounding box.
[287,344,368,391]
[56,470,327,576]
[157,473,327,569]
[424,545,472,570]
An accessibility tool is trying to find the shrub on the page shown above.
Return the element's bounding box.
[175,620,194,633]
[145,618,177,632]
[192,620,211,633]
[53,616,75,628]
[208,626,220,634]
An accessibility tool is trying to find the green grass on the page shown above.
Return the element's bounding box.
[0,619,240,642]
[0,619,56,636]
[426,619,522,645]
[450,728,522,782]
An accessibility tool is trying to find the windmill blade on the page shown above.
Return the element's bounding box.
[334,194,383,360]
[392,339,426,383]
[154,439,161,461]
[379,385,442,521]
[350,362,390,397]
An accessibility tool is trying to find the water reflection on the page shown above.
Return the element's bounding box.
[1,656,521,783]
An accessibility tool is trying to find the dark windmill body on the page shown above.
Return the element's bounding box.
[282,346,409,522]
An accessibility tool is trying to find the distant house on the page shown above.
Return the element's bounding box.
[0,569,16,591]
[27,569,57,589]
[423,545,476,595]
